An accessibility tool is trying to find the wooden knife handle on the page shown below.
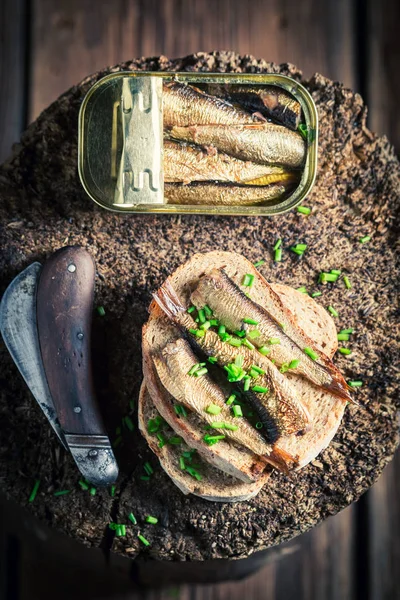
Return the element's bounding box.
[37,246,105,436]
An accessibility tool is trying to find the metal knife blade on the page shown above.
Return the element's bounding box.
[0,262,68,450]
[36,246,118,486]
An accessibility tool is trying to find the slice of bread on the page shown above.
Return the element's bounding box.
[138,383,271,502]
[142,251,346,499]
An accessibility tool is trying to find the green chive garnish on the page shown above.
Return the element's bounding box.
[359,236,371,243]
[208,356,218,364]
[128,513,137,525]
[268,338,281,345]
[251,385,269,394]
[348,380,363,387]
[224,423,239,431]
[249,367,260,378]
[78,480,89,491]
[337,333,350,341]
[248,329,261,339]
[327,306,339,317]
[198,309,206,323]
[204,305,213,317]
[97,306,106,317]
[243,318,258,325]
[157,433,166,448]
[250,365,265,375]
[194,367,208,377]
[298,124,308,139]
[125,416,134,431]
[206,404,222,415]
[179,456,186,470]
[232,405,243,417]
[255,422,263,429]
[274,248,282,262]
[185,466,202,481]
[146,516,158,525]
[117,524,126,536]
[296,286,308,294]
[279,363,290,374]
[218,324,226,336]
[138,534,150,547]
[228,337,242,347]
[144,462,153,476]
[226,394,236,406]
[242,273,255,288]
[338,348,352,355]
[242,338,255,350]
[204,434,226,445]
[174,404,187,417]
[290,244,307,255]
[200,321,211,331]
[140,476,150,481]
[253,260,265,268]
[169,436,183,445]
[243,376,251,392]
[273,239,282,250]
[297,206,311,215]
[343,276,351,289]
[259,346,270,355]
[210,422,225,429]
[319,272,339,283]
[187,305,196,314]
[90,487,97,496]
[235,355,244,367]
[54,490,70,497]
[110,485,116,497]
[304,347,319,360]
[340,328,354,334]
[289,359,300,369]
[311,291,322,297]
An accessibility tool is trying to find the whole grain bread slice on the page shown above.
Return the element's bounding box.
[138,383,271,502]
[143,251,346,478]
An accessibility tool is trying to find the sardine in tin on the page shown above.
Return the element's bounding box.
[78,72,318,216]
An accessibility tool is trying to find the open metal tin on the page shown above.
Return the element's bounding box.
[78,72,318,216]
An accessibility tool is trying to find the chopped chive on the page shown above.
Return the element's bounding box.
[200,320,211,331]
[250,365,265,375]
[348,380,363,387]
[232,356,243,370]
[304,347,319,360]
[232,405,243,417]
[253,260,265,267]
[147,416,164,433]
[226,394,236,406]
[337,333,350,341]
[210,422,225,429]
[220,332,232,343]
[259,345,270,355]
[97,306,106,317]
[185,466,202,481]
[273,239,282,250]
[274,248,282,262]
[248,329,261,339]
[255,422,263,429]
[243,376,251,392]
[218,324,226,336]
[242,273,255,287]
[109,523,118,531]
[208,356,218,364]
[204,305,213,317]
[279,363,290,374]
[78,480,89,491]
[174,404,187,417]
[144,462,153,476]
[289,359,300,369]
[157,432,166,448]
[198,309,206,323]
[311,291,322,297]
[179,456,186,470]
[359,235,371,243]
[206,404,222,415]
[138,534,150,547]
[319,272,339,283]
[290,244,307,255]
[343,276,352,289]
[340,328,354,334]
[249,367,261,378]
[54,490,71,497]
[194,367,208,377]
[146,516,158,525]
[243,318,259,325]
[296,286,308,294]
[327,306,339,317]
[140,476,150,481]
[90,487,97,496]
[128,513,137,525]
[125,416,134,431]
[188,363,200,376]
[224,422,239,431]
[209,319,219,326]
[110,485,116,497]
[187,305,196,314]
[228,337,242,347]
[338,348,352,355]
[234,330,246,338]
[242,338,255,350]
[268,338,281,345]
[204,434,226,445]
[169,436,183,445]
[298,123,308,139]
[116,524,126,536]
[251,385,269,394]
[297,206,311,215]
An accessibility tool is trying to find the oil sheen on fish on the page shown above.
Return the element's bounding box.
[203,84,302,130]
[163,82,259,129]
[170,123,306,168]
[190,269,352,402]
[165,182,291,206]
[164,141,295,185]
[152,282,310,445]
[153,337,280,457]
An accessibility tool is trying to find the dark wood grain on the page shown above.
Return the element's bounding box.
[0,0,28,163]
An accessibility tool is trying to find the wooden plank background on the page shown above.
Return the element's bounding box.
[0,0,399,598]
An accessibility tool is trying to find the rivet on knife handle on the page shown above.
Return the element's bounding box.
[36,246,118,486]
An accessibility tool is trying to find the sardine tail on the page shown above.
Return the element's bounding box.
[264,447,298,474]
[323,370,356,404]
[152,278,186,321]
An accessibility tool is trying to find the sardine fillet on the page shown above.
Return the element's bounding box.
[170,124,306,168]
[165,182,289,206]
